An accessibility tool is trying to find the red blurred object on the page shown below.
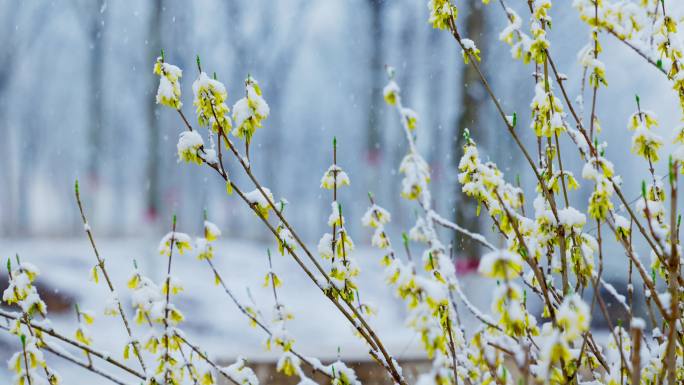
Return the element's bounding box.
[455,258,479,275]
[366,148,382,165]
[145,206,159,223]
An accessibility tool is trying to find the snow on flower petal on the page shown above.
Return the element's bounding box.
[478,249,524,279]
[153,57,183,109]
[232,75,269,141]
[177,130,204,165]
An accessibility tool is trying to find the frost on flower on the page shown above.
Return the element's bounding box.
[195,237,214,260]
[408,217,430,243]
[557,206,586,231]
[631,125,663,162]
[628,104,664,162]
[327,360,361,385]
[232,75,270,141]
[382,80,400,105]
[401,107,418,130]
[158,231,192,255]
[162,275,184,296]
[460,38,481,64]
[317,233,334,259]
[244,188,275,219]
[556,294,590,341]
[371,228,390,249]
[153,57,182,109]
[320,164,350,190]
[582,157,616,220]
[427,0,457,30]
[74,321,93,345]
[478,249,523,279]
[202,148,218,166]
[129,270,184,327]
[577,41,607,89]
[276,352,301,377]
[204,220,221,241]
[327,201,344,227]
[361,204,391,228]
[538,328,571,380]
[104,293,120,316]
[192,71,232,134]
[399,152,430,200]
[530,81,565,137]
[3,262,47,316]
[177,130,204,165]
[276,224,297,255]
[222,357,259,385]
[7,335,51,385]
[129,274,162,324]
[613,214,630,240]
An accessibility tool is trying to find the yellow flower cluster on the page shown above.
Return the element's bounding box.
[399,152,431,200]
[244,188,275,219]
[158,231,192,256]
[3,262,47,316]
[460,38,481,64]
[232,75,270,141]
[153,57,183,109]
[192,72,232,134]
[578,35,608,89]
[318,158,360,302]
[383,80,400,106]
[363,201,461,380]
[320,164,351,190]
[127,261,188,385]
[575,0,684,115]
[458,137,524,229]
[495,285,538,339]
[530,81,566,137]
[582,155,615,220]
[8,335,54,385]
[74,307,95,345]
[427,0,458,30]
[498,7,534,63]
[529,23,550,64]
[3,260,61,385]
[177,130,205,165]
[196,220,221,260]
[362,204,392,254]
[629,109,663,162]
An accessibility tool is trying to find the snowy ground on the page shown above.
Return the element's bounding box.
[0,237,496,384]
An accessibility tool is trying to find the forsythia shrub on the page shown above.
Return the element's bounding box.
[2,1,684,384]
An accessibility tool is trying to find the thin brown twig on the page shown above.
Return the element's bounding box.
[175,102,407,384]
[664,160,679,384]
[0,309,145,380]
[0,324,130,385]
[74,182,147,373]
[162,216,177,385]
[176,333,241,385]
[203,257,334,380]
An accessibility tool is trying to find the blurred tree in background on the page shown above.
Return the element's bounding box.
[0,0,664,253]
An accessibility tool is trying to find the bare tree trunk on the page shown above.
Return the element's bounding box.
[145,0,163,223]
[16,88,40,235]
[0,2,19,236]
[0,74,13,236]
[453,2,487,263]
[0,2,47,236]
[365,0,384,196]
[427,27,445,217]
[86,0,107,185]
[393,4,418,227]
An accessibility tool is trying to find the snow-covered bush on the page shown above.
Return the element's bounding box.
[2,0,683,384]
